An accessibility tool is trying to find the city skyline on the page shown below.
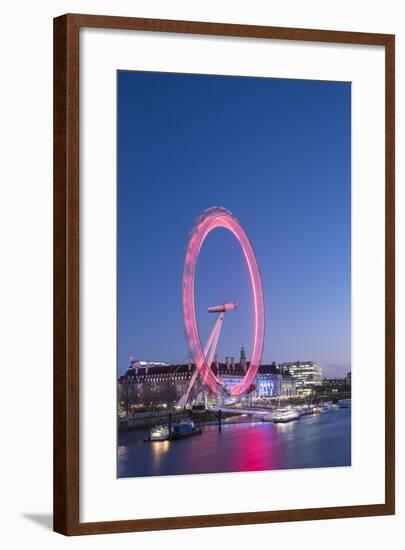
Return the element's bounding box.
[118,71,351,378]
[123,355,349,380]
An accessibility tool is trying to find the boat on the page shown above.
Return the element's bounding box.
[296,404,315,416]
[262,409,276,422]
[149,425,170,441]
[262,412,276,422]
[313,404,329,414]
[148,420,202,442]
[272,408,300,423]
[171,419,202,439]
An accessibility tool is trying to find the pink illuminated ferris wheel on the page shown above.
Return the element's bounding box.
[182,207,265,397]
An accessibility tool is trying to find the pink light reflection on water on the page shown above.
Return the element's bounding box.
[221,423,278,472]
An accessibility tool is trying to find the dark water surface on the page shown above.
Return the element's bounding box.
[118,403,351,478]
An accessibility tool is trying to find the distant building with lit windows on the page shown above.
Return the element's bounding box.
[255,364,296,398]
[281,361,323,396]
[118,353,298,410]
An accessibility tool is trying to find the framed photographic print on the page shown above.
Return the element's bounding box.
[53,14,395,535]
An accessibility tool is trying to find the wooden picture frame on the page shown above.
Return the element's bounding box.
[54,13,395,535]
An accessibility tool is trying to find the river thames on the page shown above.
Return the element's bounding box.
[118,402,351,478]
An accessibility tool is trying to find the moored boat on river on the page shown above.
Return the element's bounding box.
[171,419,202,439]
[313,403,329,414]
[296,404,316,416]
[149,425,170,441]
[147,420,202,441]
[272,408,300,423]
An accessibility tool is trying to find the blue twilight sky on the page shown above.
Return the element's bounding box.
[117,71,351,378]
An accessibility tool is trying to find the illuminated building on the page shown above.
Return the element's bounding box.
[281,361,323,396]
[118,358,297,409]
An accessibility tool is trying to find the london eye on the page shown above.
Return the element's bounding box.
[182,207,265,397]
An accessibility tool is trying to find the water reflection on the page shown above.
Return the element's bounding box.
[151,440,170,469]
[118,445,127,456]
[118,405,351,478]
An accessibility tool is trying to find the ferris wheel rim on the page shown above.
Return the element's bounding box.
[182,207,265,397]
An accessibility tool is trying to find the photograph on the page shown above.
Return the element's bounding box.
[0,1,397,543]
[116,70,352,478]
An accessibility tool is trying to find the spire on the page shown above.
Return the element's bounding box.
[240,345,247,372]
